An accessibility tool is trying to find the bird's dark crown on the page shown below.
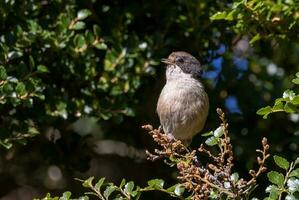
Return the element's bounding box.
[161,51,203,78]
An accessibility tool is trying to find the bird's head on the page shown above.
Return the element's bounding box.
[161,51,203,79]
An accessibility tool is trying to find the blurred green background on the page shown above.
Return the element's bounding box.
[0,0,299,199]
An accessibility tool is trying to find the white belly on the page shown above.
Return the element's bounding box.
[157,79,209,141]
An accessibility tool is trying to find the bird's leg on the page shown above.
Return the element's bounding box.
[166,133,174,139]
[158,126,175,142]
[158,125,164,133]
[166,133,176,142]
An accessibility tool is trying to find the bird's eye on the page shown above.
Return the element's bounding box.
[176,57,184,63]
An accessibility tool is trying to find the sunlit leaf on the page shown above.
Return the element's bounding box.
[147,179,164,189]
[256,106,272,119]
[201,131,213,137]
[267,171,284,187]
[210,11,227,20]
[95,177,105,191]
[205,136,218,146]
[37,65,49,73]
[82,177,94,188]
[213,126,224,138]
[15,82,26,96]
[93,24,101,36]
[274,155,289,170]
[60,191,71,200]
[124,181,134,194]
[71,21,85,30]
[250,34,261,44]
[94,43,107,50]
[284,102,297,113]
[292,78,299,84]
[77,9,92,20]
[290,168,299,178]
[103,185,116,199]
[174,184,185,196]
[0,66,7,80]
[283,90,296,100]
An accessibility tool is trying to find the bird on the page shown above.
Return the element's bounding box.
[156,51,209,146]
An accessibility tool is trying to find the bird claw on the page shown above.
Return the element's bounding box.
[166,133,175,142]
[158,125,164,133]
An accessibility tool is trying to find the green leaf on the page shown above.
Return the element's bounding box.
[267,171,285,187]
[74,34,86,48]
[272,101,284,111]
[283,90,296,100]
[205,136,218,146]
[94,43,107,50]
[77,9,92,20]
[230,173,239,183]
[8,51,23,61]
[37,65,49,73]
[71,21,85,30]
[201,131,213,137]
[174,184,185,196]
[291,96,299,105]
[82,177,94,188]
[60,191,71,200]
[85,30,95,43]
[0,139,12,149]
[78,196,89,200]
[284,102,297,113]
[120,179,126,188]
[15,82,26,96]
[29,55,35,68]
[256,106,272,119]
[0,66,7,80]
[28,127,39,136]
[147,179,164,189]
[290,168,299,178]
[286,178,299,193]
[292,78,299,84]
[225,10,236,21]
[95,177,105,191]
[250,34,261,44]
[103,185,116,199]
[209,189,219,199]
[210,11,227,20]
[213,126,224,138]
[274,155,289,170]
[265,185,280,199]
[124,181,134,194]
[285,195,298,200]
[93,25,101,36]
[3,83,13,93]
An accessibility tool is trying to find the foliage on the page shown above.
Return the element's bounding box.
[210,0,299,44]
[0,1,157,148]
[1,0,299,200]
[265,156,299,200]
[257,73,299,119]
[38,177,185,200]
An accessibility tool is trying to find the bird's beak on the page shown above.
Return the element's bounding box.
[161,58,173,65]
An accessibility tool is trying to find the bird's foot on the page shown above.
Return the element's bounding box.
[158,125,164,133]
[166,133,175,142]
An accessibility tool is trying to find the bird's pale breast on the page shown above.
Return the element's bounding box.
[157,78,209,142]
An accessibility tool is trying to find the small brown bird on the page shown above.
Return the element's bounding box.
[157,51,209,145]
